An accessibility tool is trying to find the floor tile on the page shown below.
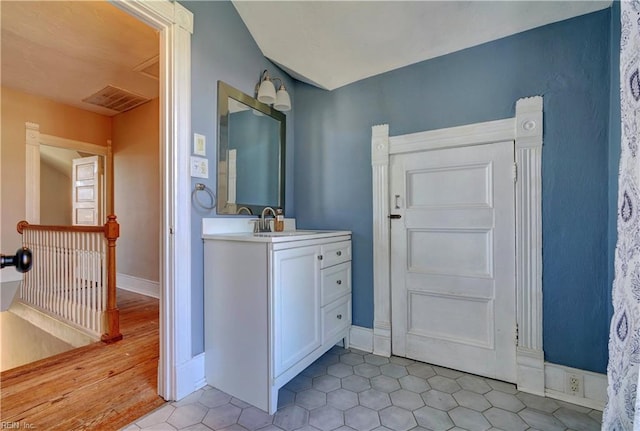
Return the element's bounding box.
[202,404,242,430]
[516,392,560,413]
[295,389,327,410]
[406,362,436,379]
[452,389,491,412]
[354,363,382,378]
[359,388,392,410]
[364,354,389,366]
[398,375,430,393]
[413,405,455,430]
[327,388,359,410]
[554,407,601,430]
[166,403,208,429]
[120,348,602,431]
[484,389,525,412]
[341,374,371,393]
[389,389,425,410]
[380,363,408,378]
[313,374,341,393]
[379,405,417,431]
[484,407,528,431]
[308,405,344,431]
[422,389,458,411]
[428,375,462,394]
[237,406,273,430]
[370,375,401,393]
[344,405,380,431]
[518,407,566,431]
[201,388,233,409]
[340,352,365,366]
[456,375,492,394]
[273,405,309,431]
[449,406,492,431]
[328,363,354,378]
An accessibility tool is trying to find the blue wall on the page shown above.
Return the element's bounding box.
[185,1,295,354]
[293,10,614,373]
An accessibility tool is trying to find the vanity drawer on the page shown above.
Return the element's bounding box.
[322,297,351,343]
[320,241,351,268]
[321,262,351,306]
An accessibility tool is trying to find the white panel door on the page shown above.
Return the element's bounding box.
[72,155,103,226]
[390,141,516,382]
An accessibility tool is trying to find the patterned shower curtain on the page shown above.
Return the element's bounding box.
[604,1,640,429]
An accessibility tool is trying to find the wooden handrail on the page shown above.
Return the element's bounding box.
[16,216,123,343]
[17,220,106,234]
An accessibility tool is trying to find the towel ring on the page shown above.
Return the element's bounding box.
[192,183,216,210]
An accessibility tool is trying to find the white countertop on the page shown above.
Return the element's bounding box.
[202,230,351,243]
[202,217,350,243]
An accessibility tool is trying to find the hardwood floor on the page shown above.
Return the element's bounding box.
[0,289,165,430]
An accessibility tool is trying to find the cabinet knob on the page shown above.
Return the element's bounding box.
[336,251,342,256]
[337,314,342,320]
[336,280,342,285]
[318,255,323,260]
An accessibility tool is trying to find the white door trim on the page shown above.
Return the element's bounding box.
[109,0,194,401]
[371,96,544,395]
[23,1,195,401]
[25,123,110,224]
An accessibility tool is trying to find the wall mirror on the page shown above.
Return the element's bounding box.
[217,81,286,215]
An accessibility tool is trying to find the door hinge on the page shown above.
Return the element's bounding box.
[515,323,519,346]
[513,162,518,183]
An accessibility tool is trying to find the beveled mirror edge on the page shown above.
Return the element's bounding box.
[216,80,286,216]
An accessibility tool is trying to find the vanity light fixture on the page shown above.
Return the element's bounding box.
[256,69,291,112]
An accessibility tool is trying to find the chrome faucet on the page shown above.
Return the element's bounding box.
[259,206,277,232]
[237,206,253,215]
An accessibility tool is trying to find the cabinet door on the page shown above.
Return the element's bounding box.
[273,245,322,377]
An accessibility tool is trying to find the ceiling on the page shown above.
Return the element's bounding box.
[1,1,612,115]
[1,1,159,116]
[233,0,612,90]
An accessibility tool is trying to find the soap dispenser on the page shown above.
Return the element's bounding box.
[275,208,284,232]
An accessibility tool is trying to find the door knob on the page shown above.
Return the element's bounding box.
[1,247,33,273]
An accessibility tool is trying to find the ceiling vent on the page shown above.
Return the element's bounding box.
[82,85,150,113]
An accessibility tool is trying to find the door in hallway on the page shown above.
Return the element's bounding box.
[72,155,103,226]
[390,140,516,382]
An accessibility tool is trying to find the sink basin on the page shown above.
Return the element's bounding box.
[254,230,321,237]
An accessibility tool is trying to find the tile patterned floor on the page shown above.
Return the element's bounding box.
[122,347,602,431]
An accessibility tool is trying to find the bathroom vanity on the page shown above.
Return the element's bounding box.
[203,225,352,414]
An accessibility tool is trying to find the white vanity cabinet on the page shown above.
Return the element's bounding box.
[204,231,351,414]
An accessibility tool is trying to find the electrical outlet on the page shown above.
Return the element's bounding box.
[566,373,584,397]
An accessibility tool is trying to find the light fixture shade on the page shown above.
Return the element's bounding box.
[257,79,276,104]
[274,87,291,111]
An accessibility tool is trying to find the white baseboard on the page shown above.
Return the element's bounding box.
[544,362,607,410]
[117,273,160,298]
[349,326,374,353]
[175,352,206,401]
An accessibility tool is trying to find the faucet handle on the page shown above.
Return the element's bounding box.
[249,219,261,233]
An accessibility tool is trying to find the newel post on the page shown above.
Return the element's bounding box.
[102,214,123,343]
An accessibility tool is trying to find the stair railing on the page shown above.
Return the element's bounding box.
[16,215,122,343]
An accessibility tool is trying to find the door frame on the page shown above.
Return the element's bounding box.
[371,96,544,395]
[110,0,194,401]
[25,124,111,224]
[24,1,195,401]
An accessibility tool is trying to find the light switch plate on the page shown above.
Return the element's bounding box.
[193,133,206,156]
[190,156,209,178]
